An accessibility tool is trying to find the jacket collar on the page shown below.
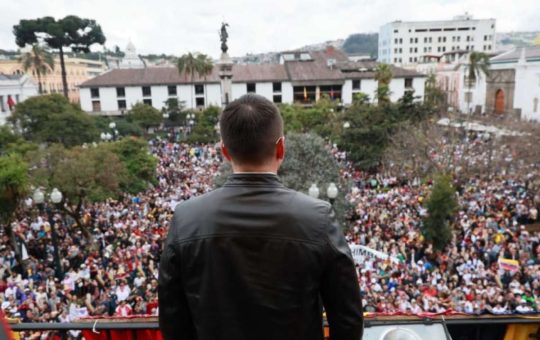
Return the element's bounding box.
[223,173,284,187]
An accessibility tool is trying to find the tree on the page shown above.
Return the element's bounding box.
[421,173,458,251]
[186,106,220,144]
[162,98,187,124]
[28,144,126,240]
[196,53,214,106]
[9,94,98,147]
[0,154,29,272]
[126,102,163,130]
[19,44,54,94]
[465,52,490,113]
[374,63,393,105]
[215,133,351,225]
[14,16,106,98]
[338,103,398,169]
[177,52,213,108]
[105,137,158,194]
[424,74,447,113]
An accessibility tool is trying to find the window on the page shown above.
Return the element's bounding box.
[116,87,125,97]
[415,38,418,43]
[394,38,398,44]
[273,95,282,103]
[352,80,361,90]
[400,38,403,44]
[0,96,4,112]
[273,82,282,93]
[143,99,152,106]
[92,101,101,112]
[15,95,19,103]
[90,88,99,98]
[118,100,127,110]
[533,98,538,113]
[410,38,414,44]
[195,84,204,95]
[196,97,205,107]
[246,83,256,93]
[142,86,151,96]
[168,85,177,96]
[404,78,413,88]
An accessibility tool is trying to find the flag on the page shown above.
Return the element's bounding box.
[498,258,519,272]
[6,96,15,110]
[303,87,307,101]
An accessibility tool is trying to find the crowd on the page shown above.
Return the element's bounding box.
[338,132,540,315]
[0,137,222,329]
[0,129,539,336]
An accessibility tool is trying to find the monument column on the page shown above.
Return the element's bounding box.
[218,23,233,106]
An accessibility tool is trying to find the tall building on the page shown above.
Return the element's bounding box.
[379,14,496,66]
[0,56,106,103]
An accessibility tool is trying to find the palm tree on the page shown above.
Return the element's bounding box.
[196,54,214,108]
[374,63,393,105]
[19,44,54,94]
[177,52,212,109]
[465,52,490,113]
[177,53,199,109]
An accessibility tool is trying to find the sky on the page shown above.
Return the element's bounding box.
[1,0,539,59]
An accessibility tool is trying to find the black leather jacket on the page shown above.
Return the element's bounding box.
[159,174,363,340]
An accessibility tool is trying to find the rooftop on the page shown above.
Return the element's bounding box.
[80,48,425,88]
[491,46,540,63]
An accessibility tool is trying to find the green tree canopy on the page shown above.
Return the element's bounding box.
[186,106,220,144]
[0,154,29,272]
[374,63,393,105]
[104,137,158,194]
[28,144,126,239]
[9,94,98,147]
[13,15,106,97]
[421,173,458,251]
[127,102,163,130]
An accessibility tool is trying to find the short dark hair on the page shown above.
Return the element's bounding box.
[220,94,283,165]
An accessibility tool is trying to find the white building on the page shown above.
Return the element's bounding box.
[452,46,540,120]
[80,48,426,114]
[0,74,38,125]
[379,14,496,66]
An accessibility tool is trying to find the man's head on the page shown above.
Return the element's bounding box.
[220,94,284,172]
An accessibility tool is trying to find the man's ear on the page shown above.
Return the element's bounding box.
[221,142,232,162]
[275,136,285,161]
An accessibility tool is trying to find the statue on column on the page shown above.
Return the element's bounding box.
[220,22,229,53]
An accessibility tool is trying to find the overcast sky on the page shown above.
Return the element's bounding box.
[1,0,539,58]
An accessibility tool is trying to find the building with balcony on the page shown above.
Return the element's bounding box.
[79,48,426,115]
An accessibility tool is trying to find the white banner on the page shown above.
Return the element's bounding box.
[349,244,400,265]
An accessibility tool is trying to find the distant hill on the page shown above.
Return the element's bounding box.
[342,33,378,58]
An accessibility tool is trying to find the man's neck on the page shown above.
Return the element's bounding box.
[231,164,277,174]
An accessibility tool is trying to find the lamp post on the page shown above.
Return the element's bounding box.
[326,182,338,205]
[33,188,64,280]
[308,183,320,199]
[109,122,118,141]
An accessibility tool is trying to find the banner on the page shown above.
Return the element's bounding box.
[349,244,400,265]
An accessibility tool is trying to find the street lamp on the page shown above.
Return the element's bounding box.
[108,122,116,130]
[343,121,351,129]
[327,182,338,205]
[308,183,320,199]
[33,188,64,280]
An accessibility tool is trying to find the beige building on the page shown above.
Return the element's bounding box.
[0,56,106,102]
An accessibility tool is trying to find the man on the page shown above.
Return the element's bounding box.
[159,94,363,340]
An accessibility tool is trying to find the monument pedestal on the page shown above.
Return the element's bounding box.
[218,52,233,107]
